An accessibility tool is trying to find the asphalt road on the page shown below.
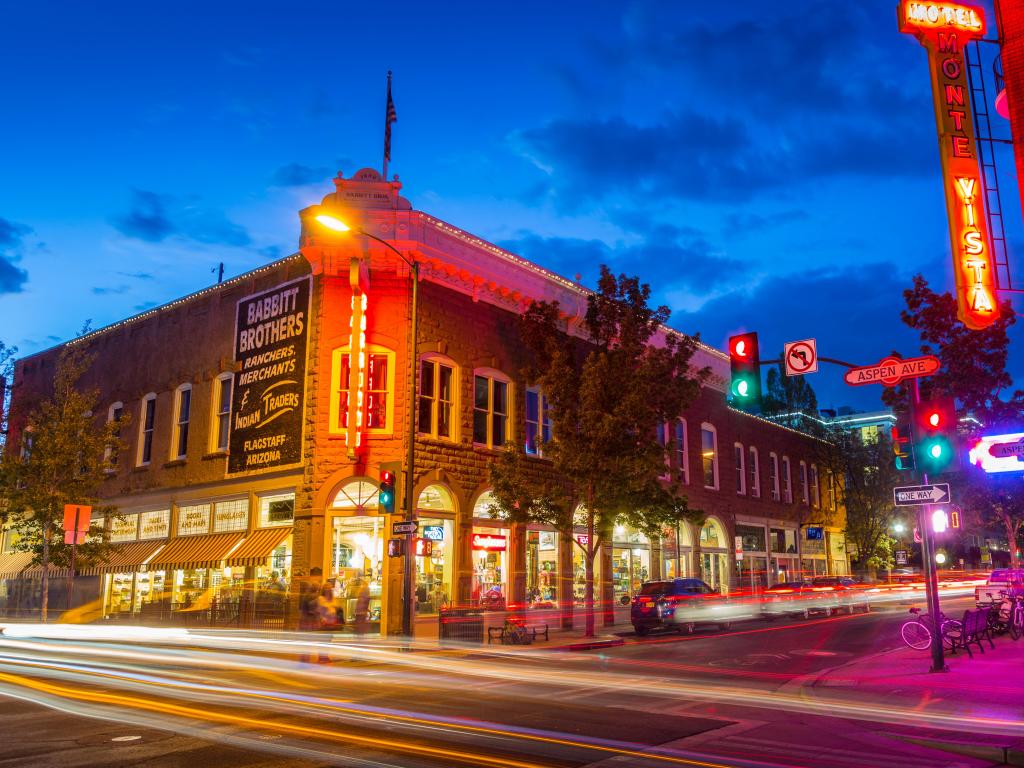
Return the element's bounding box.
[0,596,1015,768]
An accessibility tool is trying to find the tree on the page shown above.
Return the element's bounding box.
[882,275,1024,567]
[0,340,16,454]
[488,266,709,636]
[0,337,121,621]
[761,355,819,427]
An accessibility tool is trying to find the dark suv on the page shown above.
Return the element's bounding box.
[631,578,717,635]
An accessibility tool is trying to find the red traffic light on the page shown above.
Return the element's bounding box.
[916,396,955,434]
[381,470,395,484]
[730,333,756,360]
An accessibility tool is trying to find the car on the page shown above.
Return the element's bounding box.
[811,576,872,613]
[761,580,836,619]
[631,578,759,635]
[975,569,1024,606]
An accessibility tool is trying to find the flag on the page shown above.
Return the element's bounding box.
[384,72,397,164]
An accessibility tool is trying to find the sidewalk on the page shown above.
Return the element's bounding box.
[795,635,1024,764]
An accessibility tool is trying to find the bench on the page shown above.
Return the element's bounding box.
[487,621,549,645]
[947,608,994,658]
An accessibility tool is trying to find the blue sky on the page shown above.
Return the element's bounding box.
[1,0,1020,411]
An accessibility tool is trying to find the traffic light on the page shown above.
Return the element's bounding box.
[931,508,949,533]
[915,396,957,473]
[378,462,402,514]
[728,332,761,406]
[891,418,916,471]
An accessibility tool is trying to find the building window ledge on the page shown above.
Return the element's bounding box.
[163,459,186,469]
[132,465,150,474]
[201,451,228,461]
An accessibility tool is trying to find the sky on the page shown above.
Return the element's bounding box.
[1,0,1021,412]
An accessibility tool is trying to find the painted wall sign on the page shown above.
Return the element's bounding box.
[899,1,998,330]
[229,276,312,474]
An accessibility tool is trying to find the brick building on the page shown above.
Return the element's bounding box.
[0,169,847,632]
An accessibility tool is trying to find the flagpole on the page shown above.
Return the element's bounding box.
[382,71,393,180]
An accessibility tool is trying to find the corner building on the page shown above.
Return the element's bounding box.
[2,169,848,632]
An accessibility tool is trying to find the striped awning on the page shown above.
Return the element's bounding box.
[79,540,168,576]
[148,533,244,571]
[227,527,291,568]
[21,562,70,579]
[0,552,34,579]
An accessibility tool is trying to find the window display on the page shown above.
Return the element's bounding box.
[471,525,507,609]
[416,518,452,614]
[526,530,557,605]
[331,516,384,628]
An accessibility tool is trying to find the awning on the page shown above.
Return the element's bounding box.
[227,528,291,568]
[0,552,33,579]
[79,540,168,576]
[149,533,245,571]
[21,562,70,579]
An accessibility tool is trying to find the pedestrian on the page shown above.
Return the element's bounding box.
[299,567,329,664]
[354,577,371,635]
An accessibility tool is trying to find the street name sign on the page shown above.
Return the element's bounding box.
[844,355,940,387]
[893,483,950,506]
[784,339,818,376]
[990,438,1024,460]
[392,521,418,535]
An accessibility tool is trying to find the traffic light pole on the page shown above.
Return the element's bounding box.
[912,378,947,673]
[402,261,419,638]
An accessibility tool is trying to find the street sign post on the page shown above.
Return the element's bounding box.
[895,550,909,566]
[844,355,940,387]
[62,504,91,612]
[893,483,950,506]
[784,339,818,376]
[392,521,418,535]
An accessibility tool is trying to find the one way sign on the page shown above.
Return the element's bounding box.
[893,483,950,507]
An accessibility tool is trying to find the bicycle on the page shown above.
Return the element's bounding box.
[982,590,1023,641]
[900,607,961,651]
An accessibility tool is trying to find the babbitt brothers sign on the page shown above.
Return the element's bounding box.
[228,276,312,474]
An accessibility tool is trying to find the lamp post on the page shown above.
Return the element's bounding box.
[313,212,419,638]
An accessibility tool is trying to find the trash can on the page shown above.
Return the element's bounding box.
[439,607,484,645]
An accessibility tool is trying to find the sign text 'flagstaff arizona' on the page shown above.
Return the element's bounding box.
[843,354,940,386]
[899,1,998,331]
[229,276,312,474]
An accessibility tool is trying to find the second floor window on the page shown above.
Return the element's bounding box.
[525,388,552,456]
[172,385,191,460]
[419,358,455,439]
[674,419,688,484]
[734,443,746,495]
[107,403,124,467]
[138,394,156,466]
[332,347,394,434]
[810,464,820,508]
[214,375,232,452]
[748,446,760,498]
[782,456,792,503]
[473,373,508,448]
[701,424,718,489]
[769,452,779,501]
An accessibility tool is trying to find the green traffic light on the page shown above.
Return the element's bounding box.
[732,376,752,398]
[929,444,943,459]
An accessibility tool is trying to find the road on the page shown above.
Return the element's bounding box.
[0,595,1019,768]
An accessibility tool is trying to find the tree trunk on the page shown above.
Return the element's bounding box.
[1006,514,1021,569]
[40,522,50,624]
[585,511,595,638]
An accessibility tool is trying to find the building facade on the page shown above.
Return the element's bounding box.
[1,169,847,632]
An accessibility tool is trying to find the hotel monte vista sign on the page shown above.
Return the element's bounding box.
[228,276,311,475]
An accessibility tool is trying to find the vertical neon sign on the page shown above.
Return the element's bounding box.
[899,1,998,330]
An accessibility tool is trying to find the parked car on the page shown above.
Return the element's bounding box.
[631,578,757,635]
[975,569,1024,606]
[762,580,835,619]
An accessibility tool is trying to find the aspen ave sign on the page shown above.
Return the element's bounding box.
[228,276,311,474]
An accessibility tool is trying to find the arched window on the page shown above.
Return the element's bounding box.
[417,485,456,513]
[472,490,501,519]
[810,464,821,508]
[769,452,780,501]
[800,461,810,505]
[331,479,380,512]
[700,518,726,549]
[782,456,792,503]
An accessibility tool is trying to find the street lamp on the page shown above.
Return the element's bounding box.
[312,210,420,638]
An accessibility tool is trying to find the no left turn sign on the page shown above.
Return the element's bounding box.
[784,339,818,376]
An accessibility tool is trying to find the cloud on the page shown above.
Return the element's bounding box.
[258,245,283,261]
[92,285,130,295]
[500,225,748,291]
[133,301,158,312]
[0,216,31,293]
[111,189,251,247]
[271,163,332,187]
[117,271,154,280]
[723,210,809,236]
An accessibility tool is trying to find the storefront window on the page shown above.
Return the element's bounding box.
[571,537,602,606]
[700,518,725,548]
[770,528,798,554]
[526,530,558,604]
[259,493,295,527]
[178,503,211,536]
[737,524,766,552]
[139,510,170,539]
[612,545,650,599]
[471,526,508,608]
[212,498,248,532]
[173,568,209,609]
[331,516,384,629]
[417,518,452,613]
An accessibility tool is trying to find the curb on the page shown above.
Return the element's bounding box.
[887,733,1024,767]
[545,636,625,652]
